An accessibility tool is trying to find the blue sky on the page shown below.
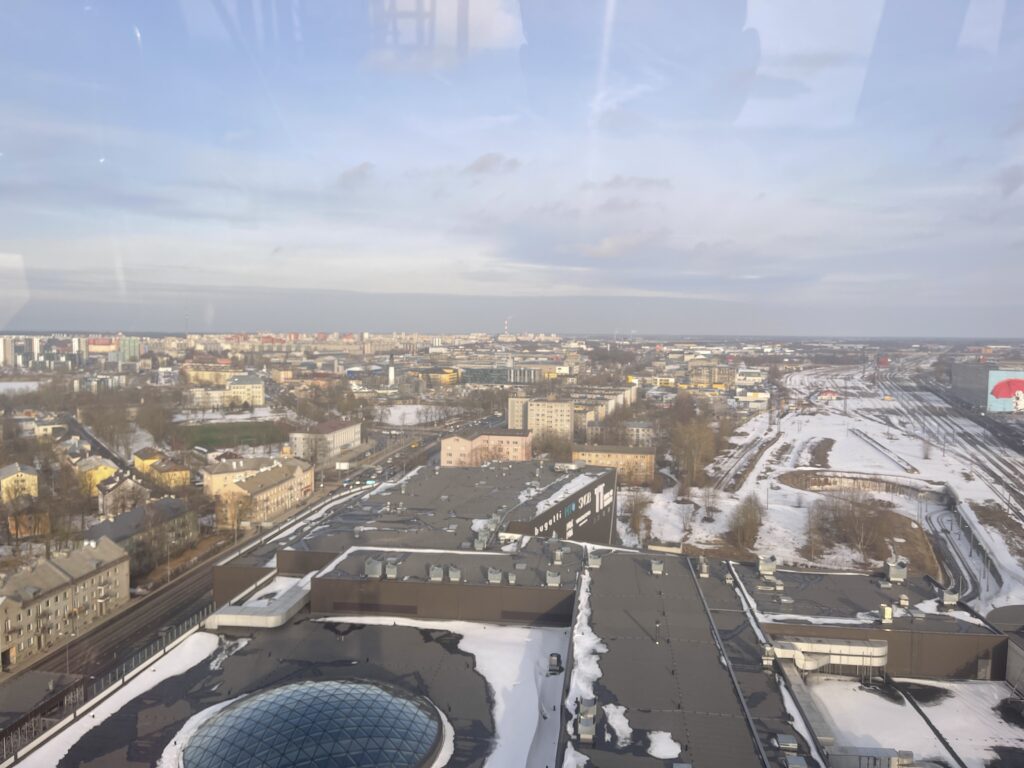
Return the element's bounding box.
[1,0,1021,336]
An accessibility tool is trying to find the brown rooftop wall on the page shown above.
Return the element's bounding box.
[763,623,1008,680]
[213,565,275,606]
[310,578,575,627]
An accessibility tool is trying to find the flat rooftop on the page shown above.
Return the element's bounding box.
[578,552,772,767]
[736,563,998,636]
[319,537,586,589]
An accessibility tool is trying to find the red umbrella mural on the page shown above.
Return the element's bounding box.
[990,378,1024,399]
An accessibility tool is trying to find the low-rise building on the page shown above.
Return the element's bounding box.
[222,459,313,529]
[87,498,198,576]
[440,428,532,467]
[74,456,119,497]
[289,420,362,464]
[132,447,165,475]
[226,374,265,407]
[0,464,39,505]
[571,444,657,486]
[201,457,277,499]
[150,459,191,489]
[97,473,150,519]
[0,537,130,669]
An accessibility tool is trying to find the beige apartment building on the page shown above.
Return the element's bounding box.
[0,537,130,670]
[289,420,362,464]
[0,463,39,505]
[508,396,574,441]
[440,428,532,467]
[201,457,277,499]
[216,458,314,529]
[571,445,657,487]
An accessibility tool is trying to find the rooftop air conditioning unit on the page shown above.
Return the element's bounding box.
[757,555,777,577]
[385,560,399,580]
[429,564,444,582]
[587,551,603,569]
[545,570,561,588]
[487,568,502,584]
[651,560,664,576]
[448,565,461,582]
[364,558,382,579]
[508,571,517,585]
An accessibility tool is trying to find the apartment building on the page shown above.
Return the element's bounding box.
[289,420,362,464]
[223,458,314,529]
[186,374,265,410]
[201,457,277,499]
[440,428,532,467]
[507,396,574,440]
[226,374,266,407]
[87,498,198,576]
[0,537,130,669]
[74,456,119,497]
[571,445,657,486]
[97,473,150,519]
[0,464,39,505]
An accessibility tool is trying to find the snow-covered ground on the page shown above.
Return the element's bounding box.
[380,404,447,426]
[0,380,41,394]
[615,476,692,547]
[174,406,291,425]
[684,361,1024,612]
[317,616,568,768]
[20,632,220,768]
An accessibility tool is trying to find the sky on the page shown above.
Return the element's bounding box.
[0,0,1022,336]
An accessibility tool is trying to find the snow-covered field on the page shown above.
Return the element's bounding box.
[174,406,289,425]
[380,404,444,425]
[318,616,568,768]
[0,380,41,394]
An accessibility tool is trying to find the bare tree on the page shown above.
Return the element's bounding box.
[623,488,652,547]
[728,494,764,550]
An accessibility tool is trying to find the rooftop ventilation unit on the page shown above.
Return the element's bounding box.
[651,560,665,576]
[587,551,603,569]
[880,603,894,624]
[774,734,798,753]
[942,589,959,608]
[429,564,444,582]
[448,565,461,582]
[757,555,777,577]
[385,560,399,579]
[546,570,561,588]
[885,557,908,584]
[898,593,909,608]
[364,558,382,579]
[548,653,563,674]
[508,571,517,585]
[487,567,503,584]
[698,555,709,579]
[554,549,563,565]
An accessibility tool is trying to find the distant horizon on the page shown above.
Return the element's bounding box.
[2,3,1021,337]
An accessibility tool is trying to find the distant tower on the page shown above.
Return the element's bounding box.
[387,353,395,387]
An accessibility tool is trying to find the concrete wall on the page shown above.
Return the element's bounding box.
[213,565,275,606]
[310,578,575,626]
[764,623,1007,680]
[276,549,339,576]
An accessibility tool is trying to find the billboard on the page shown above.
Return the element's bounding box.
[987,370,1024,413]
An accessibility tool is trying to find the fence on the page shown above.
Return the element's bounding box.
[0,602,214,766]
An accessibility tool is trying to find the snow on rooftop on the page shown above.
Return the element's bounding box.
[806,675,955,764]
[537,473,598,516]
[565,570,607,716]
[602,703,632,747]
[894,678,1024,767]
[20,631,220,768]
[316,615,568,768]
[646,730,682,759]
